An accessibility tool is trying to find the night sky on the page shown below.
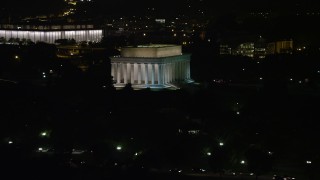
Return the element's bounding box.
[3,0,320,17]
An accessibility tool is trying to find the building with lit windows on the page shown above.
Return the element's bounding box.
[235,42,255,58]
[254,36,266,59]
[0,24,103,44]
[220,44,232,55]
[110,44,192,89]
[266,40,293,55]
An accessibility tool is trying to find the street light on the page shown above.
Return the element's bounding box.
[241,160,245,164]
[116,146,122,151]
[40,131,48,137]
[207,152,212,156]
[219,142,224,146]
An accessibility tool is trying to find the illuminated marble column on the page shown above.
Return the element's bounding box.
[158,64,163,84]
[131,64,134,84]
[145,64,149,85]
[164,64,167,84]
[141,63,145,84]
[168,63,171,83]
[151,64,155,85]
[137,64,142,84]
[170,63,173,83]
[123,63,127,84]
[117,63,121,84]
[126,63,131,84]
[133,63,138,84]
[174,62,177,81]
[162,64,165,84]
[166,63,169,83]
[154,64,158,84]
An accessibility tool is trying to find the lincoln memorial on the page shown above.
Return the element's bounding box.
[110,44,192,89]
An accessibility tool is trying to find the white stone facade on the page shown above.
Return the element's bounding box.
[110,45,192,89]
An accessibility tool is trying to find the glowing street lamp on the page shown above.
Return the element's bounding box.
[116,145,122,151]
[207,152,212,156]
[219,142,224,146]
[241,160,245,164]
[306,161,312,164]
[8,141,13,144]
[40,131,48,137]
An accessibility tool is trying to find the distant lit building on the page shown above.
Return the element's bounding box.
[254,47,266,59]
[57,45,105,58]
[220,44,232,55]
[0,24,103,44]
[266,40,293,55]
[155,19,166,24]
[110,44,192,89]
[254,36,266,59]
[235,42,255,58]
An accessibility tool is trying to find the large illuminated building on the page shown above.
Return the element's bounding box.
[110,44,192,89]
[0,24,103,44]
